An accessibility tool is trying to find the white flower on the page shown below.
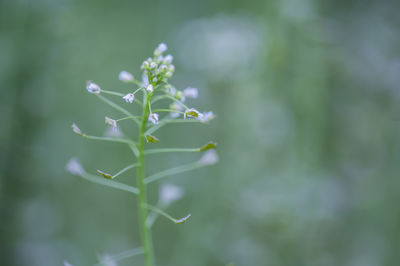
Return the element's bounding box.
[98,254,117,266]
[183,87,198,99]
[163,54,173,64]
[184,108,201,119]
[71,123,83,135]
[146,84,154,93]
[64,261,74,266]
[105,116,117,130]
[66,157,85,176]
[198,111,215,123]
[154,43,167,55]
[118,70,134,82]
[160,184,185,207]
[86,81,101,94]
[148,113,159,124]
[170,103,183,118]
[198,150,219,166]
[123,93,135,103]
[142,74,149,87]
[176,90,185,102]
[166,86,176,96]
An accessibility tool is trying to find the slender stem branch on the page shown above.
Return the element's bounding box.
[79,172,139,194]
[137,92,155,266]
[102,90,124,97]
[93,247,143,266]
[97,95,140,125]
[144,161,201,184]
[145,204,178,223]
[144,148,200,155]
[117,116,141,122]
[145,118,201,135]
[83,135,137,146]
[112,163,138,179]
[152,109,185,114]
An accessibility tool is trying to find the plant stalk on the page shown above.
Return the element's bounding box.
[137,93,155,266]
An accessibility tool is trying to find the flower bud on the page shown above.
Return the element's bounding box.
[148,113,159,124]
[118,70,134,82]
[123,93,135,103]
[86,81,101,94]
[71,123,83,136]
[183,87,198,99]
[66,157,85,176]
[146,84,154,93]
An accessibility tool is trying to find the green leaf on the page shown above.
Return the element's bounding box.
[199,141,217,152]
[145,134,159,143]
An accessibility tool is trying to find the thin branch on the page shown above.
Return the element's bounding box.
[144,161,201,184]
[93,247,144,266]
[84,135,137,146]
[97,95,140,125]
[78,172,139,194]
[144,147,199,155]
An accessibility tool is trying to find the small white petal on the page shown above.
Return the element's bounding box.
[148,113,159,124]
[160,184,185,206]
[198,111,215,123]
[123,93,135,103]
[98,254,117,266]
[105,116,118,130]
[154,43,167,55]
[71,123,83,135]
[183,87,198,99]
[198,150,219,166]
[142,74,149,87]
[64,261,74,266]
[86,81,101,94]
[146,84,154,93]
[66,157,85,176]
[163,54,173,64]
[118,70,134,82]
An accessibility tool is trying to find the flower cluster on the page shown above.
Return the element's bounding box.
[140,43,175,88]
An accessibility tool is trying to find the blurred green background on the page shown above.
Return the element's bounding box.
[1,0,400,265]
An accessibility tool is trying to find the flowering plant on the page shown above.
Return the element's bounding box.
[66,43,218,266]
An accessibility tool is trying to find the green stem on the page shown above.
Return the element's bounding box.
[137,92,155,266]
[144,147,200,155]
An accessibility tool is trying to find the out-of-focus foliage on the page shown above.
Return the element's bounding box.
[1,0,400,265]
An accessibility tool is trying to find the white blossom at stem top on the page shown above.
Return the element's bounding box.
[154,43,167,56]
[148,113,159,125]
[183,87,198,99]
[159,184,184,207]
[118,70,134,83]
[86,81,101,94]
[146,84,154,93]
[123,93,135,103]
